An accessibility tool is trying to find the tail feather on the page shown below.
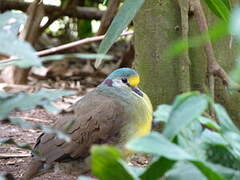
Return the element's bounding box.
[21,159,43,180]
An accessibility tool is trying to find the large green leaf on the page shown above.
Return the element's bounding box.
[203,0,230,21]
[214,104,240,133]
[127,132,194,160]
[127,132,224,180]
[163,94,209,140]
[95,0,144,67]
[91,146,136,180]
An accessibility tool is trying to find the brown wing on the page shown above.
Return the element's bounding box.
[34,91,124,164]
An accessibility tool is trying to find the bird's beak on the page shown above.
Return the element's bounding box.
[131,86,143,97]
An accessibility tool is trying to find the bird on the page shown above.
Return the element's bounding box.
[22,68,153,179]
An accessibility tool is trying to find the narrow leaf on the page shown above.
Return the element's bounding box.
[214,104,239,133]
[95,0,144,67]
[203,0,230,21]
[41,53,112,62]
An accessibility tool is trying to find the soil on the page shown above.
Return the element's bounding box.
[0,108,77,180]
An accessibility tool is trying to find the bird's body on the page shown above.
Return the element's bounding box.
[22,68,152,179]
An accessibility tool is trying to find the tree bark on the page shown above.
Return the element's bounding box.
[134,0,240,126]
[134,0,182,107]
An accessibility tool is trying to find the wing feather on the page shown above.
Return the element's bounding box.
[34,91,124,164]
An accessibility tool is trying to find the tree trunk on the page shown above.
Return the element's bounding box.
[134,0,240,126]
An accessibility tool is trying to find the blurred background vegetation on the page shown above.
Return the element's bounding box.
[1,0,240,179]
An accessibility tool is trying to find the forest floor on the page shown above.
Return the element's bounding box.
[0,58,147,179]
[0,60,113,180]
[0,108,77,180]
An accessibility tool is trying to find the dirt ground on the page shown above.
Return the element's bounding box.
[0,108,78,180]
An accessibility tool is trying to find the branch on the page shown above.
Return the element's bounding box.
[97,0,121,36]
[177,0,191,92]
[0,30,134,64]
[0,0,104,20]
[189,0,240,93]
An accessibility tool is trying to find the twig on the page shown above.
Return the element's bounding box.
[10,116,53,123]
[0,153,31,158]
[189,0,240,92]
[0,30,134,64]
[190,0,216,102]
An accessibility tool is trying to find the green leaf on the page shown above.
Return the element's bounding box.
[230,7,240,40]
[153,105,172,123]
[128,132,224,180]
[77,176,97,180]
[164,21,228,60]
[223,132,240,161]
[127,132,194,160]
[201,130,240,170]
[214,104,240,133]
[0,11,26,34]
[191,161,224,180]
[140,157,175,180]
[41,53,112,62]
[163,94,209,140]
[0,89,75,120]
[203,0,230,21]
[95,0,144,67]
[0,32,41,67]
[198,116,221,131]
[208,163,240,179]
[166,162,206,180]
[201,129,228,146]
[91,146,136,180]
[229,57,240,84]
[0,172,15,180]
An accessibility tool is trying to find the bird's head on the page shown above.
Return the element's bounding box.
[101,68,143,96]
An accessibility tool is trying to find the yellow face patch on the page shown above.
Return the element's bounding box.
[128,75,140,86]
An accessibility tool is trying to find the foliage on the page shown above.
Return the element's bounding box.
[203,0,231,21]
[0,11,41,67]
[0,89,75,120]
[95,0,145,67]
[89,92,240,180]
[41,53,112,62]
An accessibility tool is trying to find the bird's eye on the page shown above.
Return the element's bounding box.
[121,78,128,84]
